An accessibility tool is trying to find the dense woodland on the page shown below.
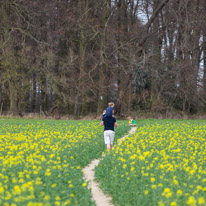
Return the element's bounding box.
[0,0,206,117]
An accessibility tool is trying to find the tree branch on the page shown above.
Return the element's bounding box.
[140,0,170,45]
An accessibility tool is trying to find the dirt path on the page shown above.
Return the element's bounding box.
[82,127,137,206]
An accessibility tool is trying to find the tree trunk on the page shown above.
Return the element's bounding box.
[202,1,206,111]
[9,80,19,115]
[150,0,162,109]
[79,27,87,116]
[75,0,88,116]
[97,0,110,114]
[191,0,200,89]
[0,103,3,115]
[32,73,37,112]
[203,34,206,91]
[115,0,128,116]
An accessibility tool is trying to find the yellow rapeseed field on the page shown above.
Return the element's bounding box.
[0,119,129,206]
[96,119,206,206]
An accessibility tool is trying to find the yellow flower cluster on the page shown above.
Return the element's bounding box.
[0,119,106,205]
[96,120,206,206]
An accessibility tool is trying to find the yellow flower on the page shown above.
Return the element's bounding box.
[139,155,145,160]
[144,190,149,195]
[82,183,87,187]
[143,151,149,157]
[50,154,55,159]
[173,179,178,185]
[12,178,17,183]
[13,185,21,195]
[5,191,12,200]
[151,184,157,189]
[177,190,182,196]
[63,200,71,205]
[45,169,51,176]
[70,193,75,197]
[158,201,164,206]
[33,171,38,175]
[198,197,205,205]
[196,185,202,190]
[0,187,4,194]
[26,174,30,179]
[151,177,155,183]
[186,196,196,206]
[170,202,177,206]
[44,195,50,200]
[162,188,172,198]
[29,186,34,192]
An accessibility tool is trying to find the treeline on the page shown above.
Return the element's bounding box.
[0,0,206,117]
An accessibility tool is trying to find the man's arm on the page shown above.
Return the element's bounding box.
[100,121,104,126]
[114,122,118,127]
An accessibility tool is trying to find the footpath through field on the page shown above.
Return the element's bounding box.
[83,127,137,206]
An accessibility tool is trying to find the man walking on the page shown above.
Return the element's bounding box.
[100,115,118,150]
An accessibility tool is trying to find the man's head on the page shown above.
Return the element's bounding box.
[108,102,115,108]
